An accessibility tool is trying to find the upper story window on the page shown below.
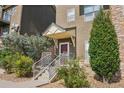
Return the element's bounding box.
[67,8,75,22]
[84,5,100,22]
[3,10,11,21]
[80,5,110,22]
[3,6,16,22]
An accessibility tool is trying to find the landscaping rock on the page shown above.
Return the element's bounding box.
[0,68,5,74]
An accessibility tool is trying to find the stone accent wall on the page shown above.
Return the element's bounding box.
[111,5,124,77]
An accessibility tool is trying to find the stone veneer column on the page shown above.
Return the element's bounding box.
[111,5,124,77]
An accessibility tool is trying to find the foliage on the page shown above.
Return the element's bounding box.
[89,8,120,82]
[2,32,54,61]
[0,48,13,67]
[0,48,33,77]
[0,52,20,74]
[14,55,33,77]
[58,60,90,88]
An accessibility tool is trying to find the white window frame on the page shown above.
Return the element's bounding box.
[84,5,101,22]
[67,8,75,22]
[84,41,89,64]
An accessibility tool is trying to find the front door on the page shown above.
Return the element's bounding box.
[59,42,69,57]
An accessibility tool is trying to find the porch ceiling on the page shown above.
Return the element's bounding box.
[47,30,75,39]
[43,23,75,39]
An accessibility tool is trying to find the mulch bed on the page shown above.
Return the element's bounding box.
[83,64,124,88]
[1,65,124,87]
[40,64,124,88]
[0,73,32,83]
[87,76,124,88]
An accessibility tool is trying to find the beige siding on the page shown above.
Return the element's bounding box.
[56,5,93,59]
[75,6,93,59]
[56,5,124,64]
[9,5,23,33]
[56,5,76,28]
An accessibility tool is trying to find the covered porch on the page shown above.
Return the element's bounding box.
[43,23,76,58]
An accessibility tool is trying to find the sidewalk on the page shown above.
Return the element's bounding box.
[0,79,48,88]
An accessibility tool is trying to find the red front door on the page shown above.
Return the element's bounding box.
[59,42,69,56]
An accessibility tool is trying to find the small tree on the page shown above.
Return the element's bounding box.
[89,8,120,82]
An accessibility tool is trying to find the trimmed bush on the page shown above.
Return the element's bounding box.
[58,60,90,88]
[15,55,33,77]
[89,8,120,82]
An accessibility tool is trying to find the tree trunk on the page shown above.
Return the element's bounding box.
[103,76,108,83]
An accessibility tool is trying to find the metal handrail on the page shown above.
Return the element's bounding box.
[32,54,69,81]
[33,54,61,80]
[32,54,51,69]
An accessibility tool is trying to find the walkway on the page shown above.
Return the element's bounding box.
[0,68,48,88]
[0,79,48,88]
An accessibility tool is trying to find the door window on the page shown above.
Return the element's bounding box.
[61,44,68,54]
[59,42,69,57]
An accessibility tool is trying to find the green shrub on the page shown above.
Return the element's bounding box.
[0,48,13,65]
[89,8,120,82]
[58,60,90,88]
[2,32,54,61]
[15,55,33,77]
[1,55,14,73]
[0,48,13,70]
[0,52,20,74]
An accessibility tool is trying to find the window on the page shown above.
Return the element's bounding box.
[79,5,84,15]
[3,6,16,21]
[84,5,100,22]
[2,27,9,35]
[67,8,75,22]
[3,10,11,21]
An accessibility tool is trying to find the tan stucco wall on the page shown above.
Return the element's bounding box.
[56,5,124,63]
[75,6,92,59]
[56,5,93,59]
[56,5,76,28]
[9,5,23,33]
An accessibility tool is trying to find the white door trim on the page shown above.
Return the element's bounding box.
[84,40,89,64]
[59,42,70,56]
